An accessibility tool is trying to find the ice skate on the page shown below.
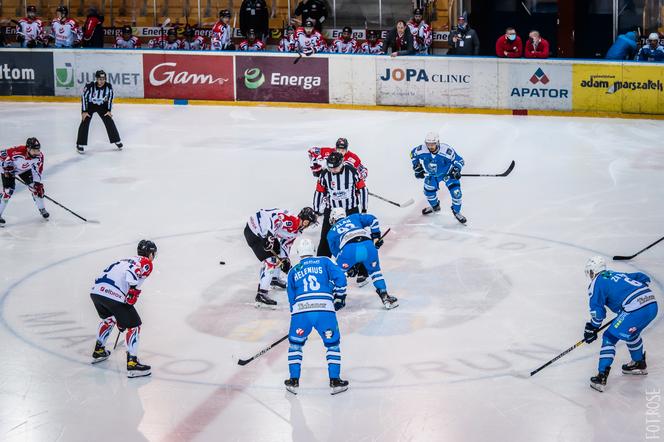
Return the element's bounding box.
[39,208,49,219]
[127,354,151,378]
[622,353,647,375]
[255,289,277,309]
[330,378,349,395]
[270,277,287,289]
[91,342,110,364]
[452,208,466,224]
[377,289,399,309]
[284,378,299,395]
[356,275,370,287]
[422,203,440,215]
[116,142,123,150]
[590,367,610,392]
[76,145,85,154]
[0,216,5,226]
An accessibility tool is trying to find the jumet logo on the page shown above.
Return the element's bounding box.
[244,68,265,89]
[56,62,74,87]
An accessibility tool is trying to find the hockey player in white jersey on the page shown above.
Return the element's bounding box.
[361,30,384,54]
[329,26,359,53]
[278,25,298,52]
[244,207,318,307]
[50,5,81,48]
[89,240,157,378]
[114,25,141,48]
[296,18,326,54]
[16,6,46,48]
[211,9,234,50]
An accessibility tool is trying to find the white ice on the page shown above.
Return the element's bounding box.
[1,102,663,442]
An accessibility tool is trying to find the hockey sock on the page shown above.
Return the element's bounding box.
[96,316,116,346]
[31,195,45,211]
[326,345,341,379]
[0,188,13,216]
[598,333,618,372]
[626,335,644,361]
[125,326,141,357]
[259,257,279,292]
[370,271,387,292]
[288,343,303,379]
[448,183,462,213]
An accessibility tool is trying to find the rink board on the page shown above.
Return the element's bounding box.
[0,49,663,115]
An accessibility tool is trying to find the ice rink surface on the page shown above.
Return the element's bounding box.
[1,102,663,442]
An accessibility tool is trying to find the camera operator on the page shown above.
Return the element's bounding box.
[447,15,479,56]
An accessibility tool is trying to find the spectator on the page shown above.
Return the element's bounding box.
[361,30,384,54]
[447,15,479,56]
[50,6,81,48]
[293,0,328,32]
[278,25,297,52]
[211,9,234,50]
[82,7,104,48]
[238,29,266,51]
[496,27,522,58]
[605,31,638,60]
[114,25,140,48]
[329,26,359,53]
[637,33,664,62]
[524,30,550,58]
[296,18,326,54]
[407,7,432,54]
[385,20,415,57]
[16,6,46,48]
[239,0,268,41]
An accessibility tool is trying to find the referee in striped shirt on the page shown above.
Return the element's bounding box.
[76,70,123,154]
[313,151,368,257]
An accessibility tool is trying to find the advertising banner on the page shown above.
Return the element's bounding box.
[500,61,572,110]
[53,51,144,97]
[376,57,497,108]
[143,53,234,100]
[0,51,54,96]
[573,62,664,114]
[235,56,329,103]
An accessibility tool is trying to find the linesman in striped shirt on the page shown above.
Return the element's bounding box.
[313,151,368,257]
[76,70,123,154]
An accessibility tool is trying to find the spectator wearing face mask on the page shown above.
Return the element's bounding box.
[447,15,479,56]
[637,33,664,62]
[524,30,549,58]
[496,27,522,58]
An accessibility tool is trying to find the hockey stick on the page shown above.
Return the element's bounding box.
[529,320,613,376]
[17,177,96,223]
[237,334,289,366]
[368,191,415,208]
[113,329,122,349]
[159,17,171,49]
[293,51,303,64]
[613,236,664,261]
[461,160,515,177]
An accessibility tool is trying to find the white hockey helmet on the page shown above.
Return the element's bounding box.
[424,131,440,145]
[648,32,660,41]
[585,256,606,279]
[297,238,315,257]
[330,207,346,223]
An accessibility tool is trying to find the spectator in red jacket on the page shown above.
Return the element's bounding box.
[524,30,550,58]
[496,27,522,58]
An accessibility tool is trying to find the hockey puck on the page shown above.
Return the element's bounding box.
[219,261,226,265]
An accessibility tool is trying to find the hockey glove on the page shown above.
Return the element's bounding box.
[3,163,15,174]
[583,322,600,344]
[371,231,384,249]
[346,265,359,278]
[33,182,44,198]
[334,295,346,311]
[449,167,461,180]
[280,258,291,274]
[126,287,141,305]
[413,167,425,179]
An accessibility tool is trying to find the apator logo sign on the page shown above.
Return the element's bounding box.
[529,67,549,85]
[55,62,74,87]
[244,68,265,89]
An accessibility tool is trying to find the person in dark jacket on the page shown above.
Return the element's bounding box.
[82,7,104,48]
[605,31,638,60]
[293,0,328,32]
[239,0,269,41]
[447,15,479,55]
[385,20,415,57]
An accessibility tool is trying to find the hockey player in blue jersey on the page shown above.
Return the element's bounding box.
[327,207,399,309]
[410,131,466,224]
[285,238,350,395]
[583,256,658,392]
